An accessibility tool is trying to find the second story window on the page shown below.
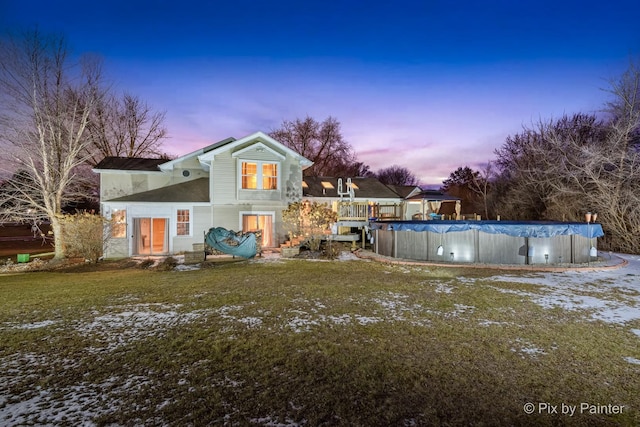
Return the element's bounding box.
[241,161,278,190]
[242,162,258,189]
[262,163,278,190]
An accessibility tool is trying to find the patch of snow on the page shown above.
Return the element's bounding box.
[337,251,359,261]
[76,303,211,352]
[511,338,547,358]
[486,253,640,325]
[478,320,513,327]
[354,315,382,325]
[631,329,640,337]
[434,283,454,294]
[6,319,57,330]
[238,317,263,328]
[250,415,305,426]
[286,316,321,333]
[623,357,640,365]
[174,263,201,271]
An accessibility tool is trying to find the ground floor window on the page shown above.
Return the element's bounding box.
[111,209,127,238]
[241,213,274,247]
[177,209,190,236]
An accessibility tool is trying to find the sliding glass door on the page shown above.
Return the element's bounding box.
[133,218,168,255]
[241,213,274,247]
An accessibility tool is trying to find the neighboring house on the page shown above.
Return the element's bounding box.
[302,176,421,220]
[93,132,312,258]
[405,189,462,220]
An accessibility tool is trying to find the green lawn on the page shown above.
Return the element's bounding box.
[0,258,638,426]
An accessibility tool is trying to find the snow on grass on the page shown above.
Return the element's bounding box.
[250,415,306,426]
[486,253,640,325]
[623,357,640,365]
[6,319,57,329]
[79,303,211,352]
[510,338,549,359]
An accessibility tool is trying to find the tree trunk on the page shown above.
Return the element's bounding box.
[50,216,65,261]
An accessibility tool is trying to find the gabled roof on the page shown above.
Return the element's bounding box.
[198,131,313,169]
[406,189,461,202]
[108,178,209,202]
[303,177,402,199]
[158,137,236,171]
[385,184,422,199]
[94,157,166,171]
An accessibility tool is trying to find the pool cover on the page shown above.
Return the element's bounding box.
[370,220,604,239]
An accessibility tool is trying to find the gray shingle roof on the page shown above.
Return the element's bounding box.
[108,178,209,202]
[406,190,461,201]
[94,157,167,171]
[303,177,402,199]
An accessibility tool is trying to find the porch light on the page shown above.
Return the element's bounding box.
[437,245,443,256]
[449,252,454,261]
[545,253,549,264]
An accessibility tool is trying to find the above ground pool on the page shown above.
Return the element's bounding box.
[370,220,605,265]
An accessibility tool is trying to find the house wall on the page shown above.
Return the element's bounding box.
[105,237,128,258]
[212,204,287,246]
[171,205,212,253]
[98,133,308,256]
[100,156,208,201]
[211,143,303,206]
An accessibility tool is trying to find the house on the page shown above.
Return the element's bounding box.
[404,189,462,220]
[302,176,421,220]
[93,132,312,258]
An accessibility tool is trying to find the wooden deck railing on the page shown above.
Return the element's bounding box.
[337,201,369,221]
[372,204,403,220]
[337,202,403,221]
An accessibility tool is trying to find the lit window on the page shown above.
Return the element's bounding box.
[302,181,308,188]
[349,182,359,190]
[112,209,126,238]
[262,163,278,190]
[177,209,190,236]
[241,161,278,190]
[242,162,258,189]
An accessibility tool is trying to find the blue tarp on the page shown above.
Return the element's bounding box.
[205,227,257,258]
[370,220,604,239]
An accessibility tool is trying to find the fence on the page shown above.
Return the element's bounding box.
[374,228,597,265]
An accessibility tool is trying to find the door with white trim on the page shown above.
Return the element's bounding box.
[133,217,169,255]
[241,213,274,247]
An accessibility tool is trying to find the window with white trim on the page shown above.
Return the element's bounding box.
[111,209,126,238]
[177,209,190,235]
[241,161,278,190]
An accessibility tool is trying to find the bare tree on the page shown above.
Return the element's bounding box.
[493,114,603,220]
[84,92,167,166]
[493,105,640,253]
[0,30,102,260]
[271,116,366,176]
[442,164,494,218]
[375,165,418,186]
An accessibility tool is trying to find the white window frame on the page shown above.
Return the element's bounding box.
[176,208,192,237]
[110,208,127,238]
[239,211,276,247]
[238,160,281,191]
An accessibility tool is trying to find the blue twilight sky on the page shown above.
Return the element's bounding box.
[2,0,639,186]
